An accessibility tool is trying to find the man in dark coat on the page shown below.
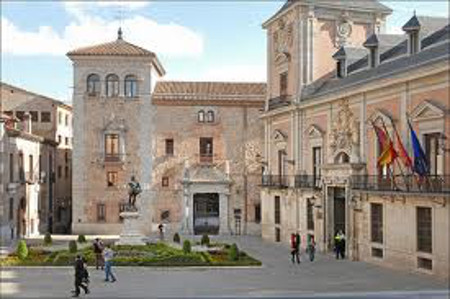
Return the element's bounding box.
[73,255,89,297]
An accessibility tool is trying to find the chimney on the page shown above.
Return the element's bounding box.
[332,46,347,78]
[402,13,421,55]
[363,33,380,68]
[23,112,32,134]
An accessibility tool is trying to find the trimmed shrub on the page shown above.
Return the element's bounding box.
[229,243,239,261]
[200,234,210,246]
[77,234,87,243]
[173,233,181,244]
[43,233,52,246]
[17,240,29,260]
[69,240,77,253]
[182,240,191,254]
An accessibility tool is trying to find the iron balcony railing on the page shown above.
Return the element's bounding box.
[104,153,126,163]
[268,95,292,110]
[295,175,321,190]
[261,175,289,188]
[351,175,450,194]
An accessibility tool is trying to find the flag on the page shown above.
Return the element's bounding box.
[394,129,412,169]
[377,141,398,167]
[408,121,429,176]
[372,123,389,150]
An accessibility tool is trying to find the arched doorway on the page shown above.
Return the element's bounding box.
[193,193,220,235]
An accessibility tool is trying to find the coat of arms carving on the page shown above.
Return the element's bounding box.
[329,100,360,162]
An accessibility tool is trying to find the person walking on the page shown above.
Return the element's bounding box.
[308,235,316,262]
[72,255,89,297]
[103,245,117,283]
[295,232,301,264]
[158,223,164,241]
[93,238,104,270]
[290,233,300,264]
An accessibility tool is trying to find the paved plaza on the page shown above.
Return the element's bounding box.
[1,236,448,298]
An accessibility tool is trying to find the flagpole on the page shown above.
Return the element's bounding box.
[390,121,411,191]
[379,117,404,191]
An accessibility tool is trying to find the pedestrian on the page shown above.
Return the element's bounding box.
[308,235,316,262]
[295,232,301,264]
[103,245,117,283]
[72,255,89,297]
[290,233,300,264]
[158,223,164,241]
[93,238,104,270]
[334,230,345,260]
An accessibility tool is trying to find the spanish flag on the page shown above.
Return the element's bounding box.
[394,129,412,169]
[377,140,398,167]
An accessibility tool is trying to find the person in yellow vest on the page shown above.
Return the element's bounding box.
[334,230,345,260]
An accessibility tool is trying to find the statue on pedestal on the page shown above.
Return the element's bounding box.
[127,176,142,211]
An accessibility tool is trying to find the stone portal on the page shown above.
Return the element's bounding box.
[193,193,220,235]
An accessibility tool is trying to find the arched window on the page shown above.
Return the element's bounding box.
[106,74,119,97]
[207,111,215,123]
[198,110,205,123]
[335,152,350,164]
[87,74,100,94]
[124,75,137,98]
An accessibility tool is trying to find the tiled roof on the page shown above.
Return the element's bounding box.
[402,15,421,31]
[67,39,155,57]
[153,81,266,102]
[264,0,392,26]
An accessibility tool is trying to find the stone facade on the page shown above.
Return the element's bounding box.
[261,1,449,280]
[1,82,72,234]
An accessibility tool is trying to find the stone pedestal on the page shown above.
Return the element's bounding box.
[116,211,146,245]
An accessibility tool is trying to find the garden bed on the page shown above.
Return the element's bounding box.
[0,242,261,267]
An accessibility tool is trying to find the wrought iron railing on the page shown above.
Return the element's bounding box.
[295,175,321,189]
[268,95,292,110]
[261,175,289,188]
[351,175,450,194]
[104,153,125,163]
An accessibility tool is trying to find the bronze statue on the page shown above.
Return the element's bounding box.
[128,176,142,210]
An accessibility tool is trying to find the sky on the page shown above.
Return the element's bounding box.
[1,1,448,103]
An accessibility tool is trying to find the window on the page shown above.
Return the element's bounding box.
[371,203,383,243]
[274,196,281,225]
[65,166,69,178]
[425,133,440,175]
[39,155,42,180]
[97,204,106,222]
[30,111,38,122]
[9,198,14,221]
[9,153,14,182]
[417,257,432,270]
[65,152,69,163]
[124,75,137,98]
[106,74,119,97]
[275,227,281,242]
[165,139,174,156]
[417,207,432,253]
[58,165,62,179]
[65,137,69,146]
[58,112,62,125]
[280,72,288,97]
[105,134,120,160]
[255,204,261,224]
[87,73,100,94]
[337,60,346,78]
[307,198,314,230]
[207,111,215,123]
[198,110,205,123]
[162,176,169,187]
[16,111,25,121]
[199,138,213,163]
[41,112,51,123]
[65,115,69,126]
[372,247,383,258]
[313,147,322,187]
[28,155,33,180]
[409,32,419,55]
[58,135,62,144]
[18,153,24,181]
[161,210,170,221]
[369,48,378,68]
[107,171,118,187]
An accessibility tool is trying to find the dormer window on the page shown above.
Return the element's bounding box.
[409,31,420,55]
[402,14,421,55]
[364,34,380,69]
[336,60,346,78]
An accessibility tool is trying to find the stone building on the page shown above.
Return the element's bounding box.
[68,30,266,236]
[0,113,57,244]
[1,82,73,234]
[260,0,449,279]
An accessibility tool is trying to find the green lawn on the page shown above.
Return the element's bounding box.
[0,242,261,267]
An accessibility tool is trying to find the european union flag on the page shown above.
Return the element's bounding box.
[408,121,429,176]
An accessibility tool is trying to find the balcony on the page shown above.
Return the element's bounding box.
[351,175,450,195]
[295,175,321,190]
[261,175,289,188]
[268,95,292,110]
[104,153,125,163]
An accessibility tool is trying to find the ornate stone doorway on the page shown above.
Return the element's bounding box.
[193,193,220,235]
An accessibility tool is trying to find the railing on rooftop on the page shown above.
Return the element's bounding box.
[261,175,289,188]
[351,175,450,194]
